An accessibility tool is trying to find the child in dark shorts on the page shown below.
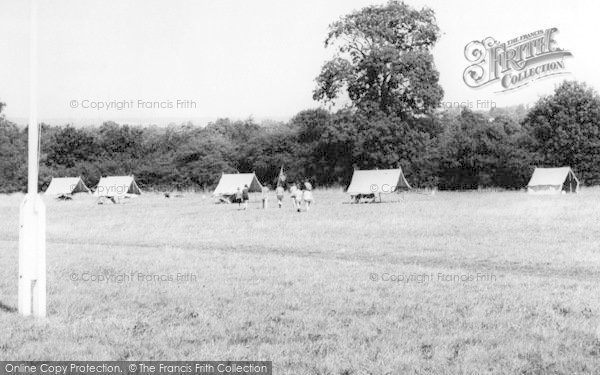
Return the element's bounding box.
[242,184,249,210]
[235,187,243,206]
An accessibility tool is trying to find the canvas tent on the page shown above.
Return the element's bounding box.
[213,173,263,202]
[94,175,142,199]
[346,168,411,202]
[45,177,91,196]
[527,167,579,194]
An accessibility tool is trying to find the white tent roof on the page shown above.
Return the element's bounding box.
[213,173,263,196]
[346,168,411,195]
[94,176,142,197]
[45,177,91,195]
[527,167,578,188]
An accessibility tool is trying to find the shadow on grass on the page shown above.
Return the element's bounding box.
[0,300,17,313]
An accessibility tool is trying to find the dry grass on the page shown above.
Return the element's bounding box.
[1,189,600,374]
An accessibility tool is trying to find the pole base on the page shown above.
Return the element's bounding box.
[18,193,46,318]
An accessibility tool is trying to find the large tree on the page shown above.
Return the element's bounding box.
[523,81,600,185]
[313,0,443,118]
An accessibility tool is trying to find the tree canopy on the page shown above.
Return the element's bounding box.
[523,81,600,185]
[313,0,443,118]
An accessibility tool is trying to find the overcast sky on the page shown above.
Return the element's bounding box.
[1,0,599,125]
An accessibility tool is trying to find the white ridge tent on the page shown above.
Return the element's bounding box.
[346,168,411,202]
[94,175,142,200]
[213,173,263,202]
[527,167,579,194]
[44,177,91,196]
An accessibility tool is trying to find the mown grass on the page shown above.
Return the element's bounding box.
[0,189,599,374]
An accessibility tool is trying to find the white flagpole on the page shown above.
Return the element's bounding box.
[18,0,46,318]
[28,0,38,194]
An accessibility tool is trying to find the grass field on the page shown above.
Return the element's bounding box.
[1,189,600,374]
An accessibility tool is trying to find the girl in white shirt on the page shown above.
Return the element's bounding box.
[302,181,313,211]
[289,183,299,211]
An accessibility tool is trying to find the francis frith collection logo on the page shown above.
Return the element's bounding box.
[463,28,572,92]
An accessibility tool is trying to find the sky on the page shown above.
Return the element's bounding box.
[0,0,599,125]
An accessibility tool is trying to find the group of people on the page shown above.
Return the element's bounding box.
[232,181,313,212]
[276,181,313,212]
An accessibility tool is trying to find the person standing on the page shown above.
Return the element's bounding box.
[303,180,313,211]
[289,183,299,211]
[295,183,303,212]
[261,186,269,209]
[242,184,249,210]
[275,184,285,208]
[234,187,243,207]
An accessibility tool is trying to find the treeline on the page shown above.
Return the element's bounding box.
[3,3,598,193]
[1,81,599,193]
